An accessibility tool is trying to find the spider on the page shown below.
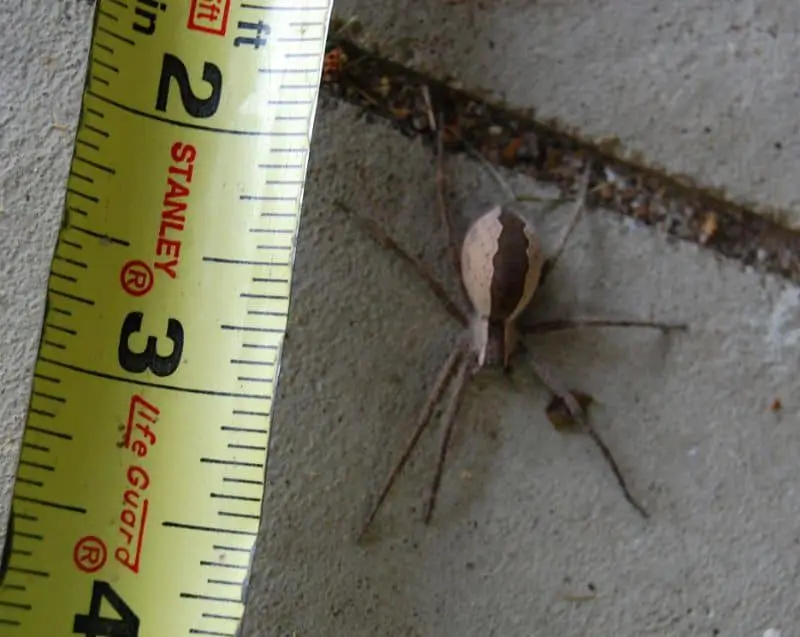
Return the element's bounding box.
[335,108,687,541]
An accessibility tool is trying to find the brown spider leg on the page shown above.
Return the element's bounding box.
[333,200,468,328]
[432,111,471,307]
[520,318,688,335]
[525,353,649,519]
[423,352,475,525]
[539,162,592,287]
[359,339,468,541]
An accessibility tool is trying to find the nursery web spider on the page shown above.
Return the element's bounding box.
[336,106,687,541]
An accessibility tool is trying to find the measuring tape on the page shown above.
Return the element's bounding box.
[0,1,331,634]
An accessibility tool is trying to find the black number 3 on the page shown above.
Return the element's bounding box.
[118,311,184,377]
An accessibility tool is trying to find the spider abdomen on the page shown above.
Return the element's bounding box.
[460,206,543,322]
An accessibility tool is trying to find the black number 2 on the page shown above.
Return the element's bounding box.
[118,311,184,377]
[73,580,139,637]
[155,53,222,118]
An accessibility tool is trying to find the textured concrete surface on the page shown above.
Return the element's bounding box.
[2,2,800,637]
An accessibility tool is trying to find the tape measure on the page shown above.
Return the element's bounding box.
[0,1,331,634]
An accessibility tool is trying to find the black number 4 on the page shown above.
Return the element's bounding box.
[73,580,140,637]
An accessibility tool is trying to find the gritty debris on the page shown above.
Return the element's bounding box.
[320,32,800,286]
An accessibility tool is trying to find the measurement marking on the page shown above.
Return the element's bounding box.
[83,123,110,137]
[201,458,264,468]
[240,194,296,201]
[98,9,119,21]
[241,3,329,9]
[249,228,294,234]
[6,567,49,577]
[15,513,37,522]
[14,495,86,513]
[260,211,297,218]
[92,57,119,73]
[204,256,280,267]
[289,21,325,26]
[257,162,304,169]
[30,408,55,418]
[85,107,104,118]
[2,584,26,591]
[242,343,276,350]
[269,99,314,105]
[14,533,43,541]
[50,306,73,317]
[22,442,50,452]
[46,322,78,336]
[252,276,289,284]
[240,293,286,300]
[43,340,66,351]
[10,550,33,558]
[228,443,267,451]
[218,512,261,521]
[48,288,95,305]
[33,373,60,384]
[61,239,83,250]
[75,154,116,174]
[0,619,21,626]
[213,544,252,553]
[97,26,135,46]
[276,115,309,122]
[94,41,115,55]
[256,244,292,251]
[68,206,89,217]
[87,90,305,136]
[236,376,273,384]
[70,170,94,184]
[76,138,100,151]
[201,560,249,569]
[91,75,110,87]
[181,592,241,603]
[67,188,99,204]
[18,461,54,472]
[221,426,268,434]
[211,493,261,502]
[286,52,321,59]
[72,224,130,246]
[232,410,269,417]
[203,612,241,620]
[50,271,77,284]
[207,580,245,589]
[0,600,31,611]
[223,477,262,485]
[28,426,72,440]
[258,68,317,75]
[221,325,283,334]
[231,357,273,365]
[189,630,235,637]
[54,255,88,269]
[164,522,256,537]
[38,357,270,400]
[108,0,128,8]
[17,478,43,488]
[268,147,308,154]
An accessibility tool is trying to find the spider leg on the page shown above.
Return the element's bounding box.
[525,353,649,519]
[434,113,471,307]
[539,162,592,288]
[358,338,468,541]
[333,200,468,327]
[520,317,688,335]
[423,352,475,525]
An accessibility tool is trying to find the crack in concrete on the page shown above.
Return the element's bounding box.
[321,35,800,285]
